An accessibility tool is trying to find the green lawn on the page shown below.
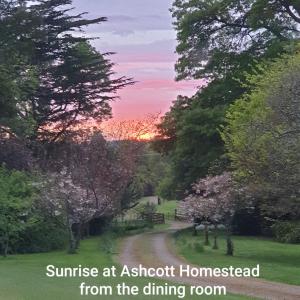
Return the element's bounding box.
[157,200,178,216]
[174,228,300,286]
[129,197,177,215]
[0,236,251,300]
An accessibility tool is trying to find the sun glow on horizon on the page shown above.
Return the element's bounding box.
[41,115,159,142]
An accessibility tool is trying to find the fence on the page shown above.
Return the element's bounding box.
[114,208,188,226]
[174,208,188,221]
[141,212,165,224]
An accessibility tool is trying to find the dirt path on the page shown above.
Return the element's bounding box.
[118,222,300,300]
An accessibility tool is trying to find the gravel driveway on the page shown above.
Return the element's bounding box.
[118,222,300,300]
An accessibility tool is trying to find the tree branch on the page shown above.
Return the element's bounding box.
[279,0,300,23]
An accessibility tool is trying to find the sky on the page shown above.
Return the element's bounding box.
[73,0,199,120]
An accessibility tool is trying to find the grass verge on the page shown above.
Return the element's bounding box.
[157,200,178,216]
[0,234,251,299]
[174,228,300,285]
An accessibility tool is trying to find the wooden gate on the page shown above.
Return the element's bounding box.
[142,212,165,224]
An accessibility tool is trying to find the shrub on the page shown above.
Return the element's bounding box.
[272,222,300,244]
[179,237,187,246]
[100,233,116,254]
[110,220,152,234]
[0,167,34,256]
[157,173,176,200]
[15,218,68,253]
[137,202,157,216]
[89,216,112,236]
[123,220,150,231]
[231,207,262,236]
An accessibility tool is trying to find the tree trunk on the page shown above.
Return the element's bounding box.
[225,219,234,256]
[3,235,9,257]
[204,224,210,245]
[74,223,82,250]
[226,235,234,256]
[85,222,90,238]
[193,224,198,236]
[68,222,77,254]
[212,224,218,250]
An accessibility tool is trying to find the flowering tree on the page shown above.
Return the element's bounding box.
[41,172,97,253]
[40,131,143,253]
[184,172,236,255]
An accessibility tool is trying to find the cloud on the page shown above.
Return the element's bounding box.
[111,79,201,120]
[92,39,177,63]
[73,0,173,36]
[70,0,200,121]
[73,0,173,17]
[107,15,136,22]
[86,14,172,36]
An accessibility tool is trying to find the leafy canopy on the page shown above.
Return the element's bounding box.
[222,50,300,219]
[0,0,132,140]
[172,0,300,80]
[153,0,300,196]
[0,166,34,256]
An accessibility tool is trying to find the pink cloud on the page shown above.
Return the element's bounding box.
[75,1,201,121]
[111,78,203,120]
[132,79,200,91]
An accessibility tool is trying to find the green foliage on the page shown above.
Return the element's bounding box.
[154,92,230,196]
[156,165,177,200]
[137,202,157,215]
[0,168,66,255]
[171,100,227,193]
[0,137,33,171]
[0,166,34,256]
[15,217,67,253]
[0,0,131,140]
[153,96,193,154]
[231,207,262,236]
[153,0,300,198]
[120,182,143,211]
[0,60,38,138]
[272,222,300,244]
[172,0,299,80]
[222,50,300,219]
[99,232,116,254]
[110,220,152,235]
[122,145,169,206]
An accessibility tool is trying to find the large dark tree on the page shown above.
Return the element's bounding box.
[0,0,132,141]
[172,0,300,80]
[154,0,300,196]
